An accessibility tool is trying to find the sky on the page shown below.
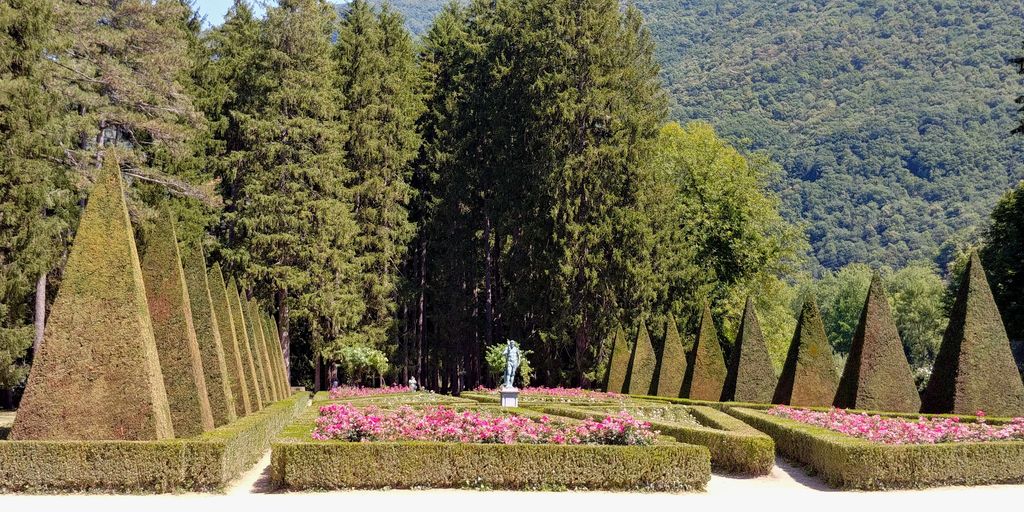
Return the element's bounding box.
[194,0,266,27]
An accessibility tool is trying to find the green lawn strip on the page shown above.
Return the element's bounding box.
[726,406,1024,490]
[0,391,309,493]
[533,404,774,475]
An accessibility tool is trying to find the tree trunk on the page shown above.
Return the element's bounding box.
[276,287,290,376]
[314,353,322,391]
[33,272,46,353]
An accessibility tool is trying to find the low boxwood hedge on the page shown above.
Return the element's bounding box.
[0,391,309,493]
[534,405,774,475]
[727,406,1024,490]
[271,440,709,491]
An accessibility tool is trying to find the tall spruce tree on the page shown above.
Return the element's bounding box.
[333,0,420,354]
[229,0,362,372]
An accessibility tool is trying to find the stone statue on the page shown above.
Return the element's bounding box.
[502,339,521,389]
[408,376,418,391]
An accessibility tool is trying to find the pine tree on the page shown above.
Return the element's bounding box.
[333,0,420,354]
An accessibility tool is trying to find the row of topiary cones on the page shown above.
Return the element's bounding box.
[606,254,1024,416]
[11,157,291,441]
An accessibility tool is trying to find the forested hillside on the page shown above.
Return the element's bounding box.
[376,0,1024,271]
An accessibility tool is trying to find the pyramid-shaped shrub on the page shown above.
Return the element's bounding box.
[627,321,656,395]
[773,297,839,407]
[257,307,282,401]
[682,304,727,401]
[921,253,1024,416]
[141,208,214,436]
[721,298,777,403]
[271,316,291,390]
[208,264,251,415]
[228,279,264,410]
[835,274,921,412]
[656,314,688,397]
[604,326,630,393]
[181,241,237,426]
[246,298,277,402]
[264,312,288,394]
[12,159,174,440]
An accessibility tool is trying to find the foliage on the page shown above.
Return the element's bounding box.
[627,321,657,395]
[655,315,686,398]
[483,342,533,387]
[0,327,31,390]
[335,344,390,383]
[683,305,727,401]
[603,326,630,393]
[979,181,1024,342]
[722,298,777,403]
[208,263,253,415]
[921,253,1024,416]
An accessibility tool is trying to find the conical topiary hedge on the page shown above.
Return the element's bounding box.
[208,264,251,415]
[682,304,727,401]
[265,312,288,394]
[627,321,657,395]
[271,316,291,390]
[835,273,921,412]
[141,208,214,436]
[228,279,263,410]
[773,296,839,407]
[605,326,631,393]
[921,253,1024,416]
[656,314,688,397]
[180,241,237,426]
[12,158,174,440]
[245,298,276,402]
[721,297,777,403]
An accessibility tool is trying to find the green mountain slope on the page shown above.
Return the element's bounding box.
[376,0,1024,270]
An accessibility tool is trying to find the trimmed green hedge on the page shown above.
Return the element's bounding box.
[0,391,308,493]
[535,405,774,475]
[271,440,709,491]
[727,406,1024,490]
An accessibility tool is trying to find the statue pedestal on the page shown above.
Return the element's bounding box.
[499,386,519,407]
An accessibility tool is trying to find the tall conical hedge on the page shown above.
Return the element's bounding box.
[626,321,656,395]
[921,253,1024,416]
[265,312,288,394]
[256,307,281,401]
[209,264,251,415]
[655,314,687,397]
[245,298,276,402]
[12,159,174,440]
[228,278,263,410]
[835,274,921,412]
[141,208,214,436]
[180,241,237,426]
[722,298,777,403]
[271,316,290,391]
[683,304,727,401]
[773,297,839,407]
[605,326,630,393]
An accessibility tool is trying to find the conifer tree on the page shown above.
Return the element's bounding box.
[333,0,420,353]
[626,321,656,395]
[656,315,687,398]
[722,298,777,403]
[835,274,920,412]
[683,305,727,401]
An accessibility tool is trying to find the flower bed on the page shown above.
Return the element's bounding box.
[728,406,1024,490]
[311,404,656,445]
[768,406,1024,445]
[465,386,629,405]
[327,385,411,400]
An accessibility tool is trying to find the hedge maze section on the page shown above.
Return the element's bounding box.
[535,404,774,475]
[0,392,309,493]
[271,398,710,491]
[727,406,1024,490]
